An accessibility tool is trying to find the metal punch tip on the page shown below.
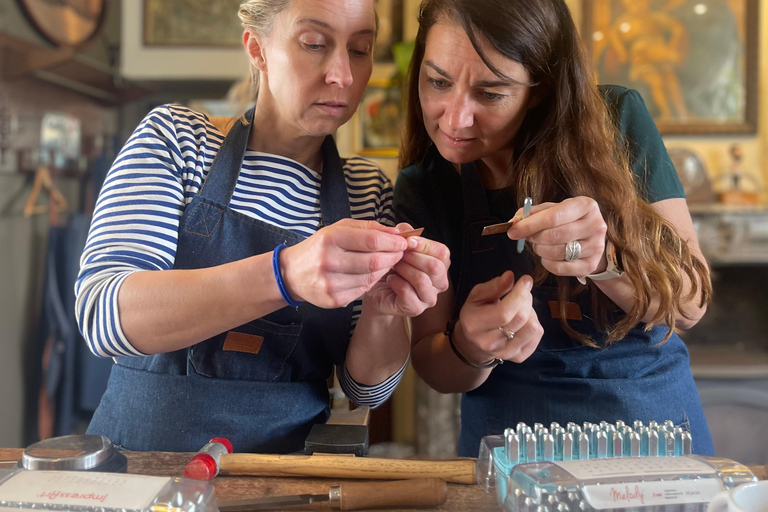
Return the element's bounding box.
[517,197,533,253]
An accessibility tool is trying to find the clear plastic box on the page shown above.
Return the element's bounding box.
[0,468,217,512]
[476,420,757,511]
[500,455,756,512]
[477,421,695,494]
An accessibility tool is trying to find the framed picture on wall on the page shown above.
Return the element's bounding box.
[583,0,758,134]
[374,0,405,61]
[143,0,242,47]
[355,78,402,157]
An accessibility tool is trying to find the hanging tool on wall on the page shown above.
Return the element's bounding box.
[23,166,68,220]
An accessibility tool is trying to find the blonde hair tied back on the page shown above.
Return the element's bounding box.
[229,0,294,113]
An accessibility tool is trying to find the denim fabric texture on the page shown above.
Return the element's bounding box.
[88,108,354,452]
[453,163,714,457]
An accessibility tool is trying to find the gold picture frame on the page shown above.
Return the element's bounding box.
[143,0,242,47]
[583,0,758,134]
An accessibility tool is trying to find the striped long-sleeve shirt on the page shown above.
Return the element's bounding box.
[74,104,407,408]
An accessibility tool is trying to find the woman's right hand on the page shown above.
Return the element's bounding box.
[280,218,408,309]
[456,270,543,364]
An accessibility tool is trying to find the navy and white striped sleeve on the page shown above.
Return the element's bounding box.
[336,357,409,408]
[377,177,396,227]
[74,105,203,358]
[344,157,396,228]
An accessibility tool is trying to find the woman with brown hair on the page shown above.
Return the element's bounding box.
[394,0,713,457]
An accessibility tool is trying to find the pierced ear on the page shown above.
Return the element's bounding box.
[243,30,267,72]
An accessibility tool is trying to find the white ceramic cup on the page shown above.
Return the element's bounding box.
[706,481,768,512]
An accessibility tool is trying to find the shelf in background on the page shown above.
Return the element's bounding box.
[0,33,148,105]
[691,205,768,266]
[689,346,768,379]
[689,203,767,215]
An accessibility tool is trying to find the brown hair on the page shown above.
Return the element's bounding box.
[400,0,711,345]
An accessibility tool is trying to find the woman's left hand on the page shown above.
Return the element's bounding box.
[364,223,451,317]
[505,196,608,279]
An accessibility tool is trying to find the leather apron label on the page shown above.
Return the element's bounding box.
[548,301,583,321]
[223,332,265,354]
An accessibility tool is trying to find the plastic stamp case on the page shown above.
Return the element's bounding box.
[499,456,756,512]
[475,420,757,511]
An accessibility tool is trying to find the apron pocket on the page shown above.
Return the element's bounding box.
[189,317,303,382]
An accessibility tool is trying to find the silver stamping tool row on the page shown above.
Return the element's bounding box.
[503,420,693,464]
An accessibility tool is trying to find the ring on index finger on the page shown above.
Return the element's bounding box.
[565,240,582,261]
[498,326,515,340]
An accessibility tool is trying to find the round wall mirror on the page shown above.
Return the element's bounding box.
[17,0,106,47]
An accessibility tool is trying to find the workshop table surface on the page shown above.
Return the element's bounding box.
[0,448,499,511]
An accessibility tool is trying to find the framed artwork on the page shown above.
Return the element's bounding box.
[583,0,758,134]
[374,0,405,61]
[143,0,242,47]
[355,78,403,157]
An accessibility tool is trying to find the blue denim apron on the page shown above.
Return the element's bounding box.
[87,108,353,453]
[453,163,713,457]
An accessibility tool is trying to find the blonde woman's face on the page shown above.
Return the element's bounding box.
[257,0,376,136]
[419,19,537,167]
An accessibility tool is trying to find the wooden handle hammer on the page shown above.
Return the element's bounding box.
[219,453,477,484]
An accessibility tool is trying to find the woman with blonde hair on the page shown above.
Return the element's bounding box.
[394,0,713,456]
[76,0,450,452]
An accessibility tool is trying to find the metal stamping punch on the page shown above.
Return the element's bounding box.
[516,197,532,253]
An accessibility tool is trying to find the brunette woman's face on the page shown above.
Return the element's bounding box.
[419,18,538,166]
[253,0,376,136]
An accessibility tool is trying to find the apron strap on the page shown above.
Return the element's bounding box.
[319,136,352,225]
[198,107,255,206]
[198,109,351,227]
[460,162,493,221]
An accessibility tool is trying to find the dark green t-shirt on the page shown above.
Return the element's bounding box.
[394,85,684,287]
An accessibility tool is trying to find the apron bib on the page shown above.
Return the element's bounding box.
[453,163,713,457]
[88,108,354,452]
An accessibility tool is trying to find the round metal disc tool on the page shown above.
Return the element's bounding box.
[21,435,127,472]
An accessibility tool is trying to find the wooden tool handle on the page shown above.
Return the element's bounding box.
[748,464,767,480]
[335,478,447,510]
[219,454,476,484]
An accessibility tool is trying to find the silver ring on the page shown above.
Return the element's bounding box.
[565,240,582,261]
[498,326,515,340]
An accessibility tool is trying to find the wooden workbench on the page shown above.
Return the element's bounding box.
[0,448,498,511]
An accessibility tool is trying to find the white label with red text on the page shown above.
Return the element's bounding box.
[0,471,171,509]
[582,479,722,509]
[554,456,716,480]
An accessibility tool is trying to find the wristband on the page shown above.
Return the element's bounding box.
[578,239,625,284]
[445,321,503,369]
[272,244,303,308]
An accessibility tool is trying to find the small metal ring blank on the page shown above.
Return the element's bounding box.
[565,240,582,261]
[498,326,515,340]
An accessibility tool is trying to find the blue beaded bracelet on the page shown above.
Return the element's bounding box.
[272,244,303,308]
